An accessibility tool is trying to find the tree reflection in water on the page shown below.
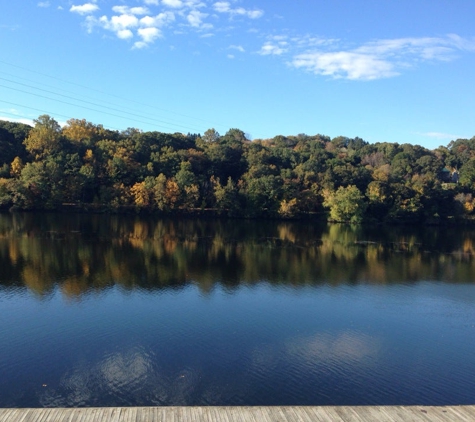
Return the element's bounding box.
[0,212,474,298]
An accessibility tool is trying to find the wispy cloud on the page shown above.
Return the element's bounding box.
[213,1,263,19]
[187,10,210,28]
[421,132,461,140]
[70,3,99,15]
[0,24,20,31]
[229,45,245,53]
[259,42,287,56]
[37,1,50,8]
[292,51,396,80]
[289,35,475,80]
[258,36,289,56]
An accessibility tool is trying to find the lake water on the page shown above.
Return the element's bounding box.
[0,213,474,407]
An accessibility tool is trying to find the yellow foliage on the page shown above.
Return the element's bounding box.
[131,182,150,207]
[372,164,391,182]
[464,200,474,214]
[10,156,24,177]
[84,149,94,162]
[62,118,98,143]
[279,198,298,218]
[165,179,180,208]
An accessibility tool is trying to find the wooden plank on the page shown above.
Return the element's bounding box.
[1,406,475,421]
[419,406,455,422]
[294,406,321,422]
[443,406,474,422]
[335,406,367,422]
[157,406,170,422]
[44,409,62,422]
[13,409,30,422]
[50,409,64,422]
[459,405,475,419]
[0,409,18,422]
[0,409,17,422]
[301,406,330,422]
[381,406,423,422]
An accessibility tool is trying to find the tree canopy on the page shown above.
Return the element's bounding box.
[0,116,474,223]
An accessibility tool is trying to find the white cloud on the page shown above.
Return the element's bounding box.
[258,42,287,56]
[37,1,50,7]
[289,35,475,80]
[87,10,174,45]
[133,41,148,49]
[162,0,183,8]
[112,6,149,16]
[355,37,461,61]
[229,44,245,53]
[104,14,140,31]
[246,10,263,19]
[139,12,175,28]
[227,54,234,59]
[117,29,134,39]
[187,10,209,28]
[68,0,261,48]
[138,27,162,43]
[213,1,230,13]
[70,3,99,15]
[213,1,263,19]
[292,51,396,80]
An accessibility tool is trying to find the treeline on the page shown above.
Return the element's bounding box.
[1,115,475,223]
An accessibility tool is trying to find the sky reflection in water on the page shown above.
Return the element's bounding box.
[0,213,475,407]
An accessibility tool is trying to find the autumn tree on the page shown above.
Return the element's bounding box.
[24,115,62,160]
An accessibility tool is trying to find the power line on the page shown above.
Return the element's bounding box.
[0,59,229,130]
[0,84,200,133]
[0,69,191,129]
[0,99,122,131]
[0,75,204,133]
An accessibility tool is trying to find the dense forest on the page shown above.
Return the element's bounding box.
[1,115,475,223]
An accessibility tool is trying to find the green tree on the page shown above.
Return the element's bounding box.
[324,185,367,223]
[213,176,240,215]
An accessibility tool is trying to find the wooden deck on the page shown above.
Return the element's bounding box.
[0,406,474,422]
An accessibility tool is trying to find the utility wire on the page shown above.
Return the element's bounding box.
[0,100,122,131]
[0,59,229,130]
[0,70,191,129]
[0,76,204,133]
[0,84,200,133]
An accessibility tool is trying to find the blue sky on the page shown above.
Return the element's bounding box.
[1,0,474,149]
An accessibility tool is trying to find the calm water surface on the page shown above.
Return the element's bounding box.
[0,213,474,407]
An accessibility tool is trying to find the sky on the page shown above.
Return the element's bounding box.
[1,0,474,149]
